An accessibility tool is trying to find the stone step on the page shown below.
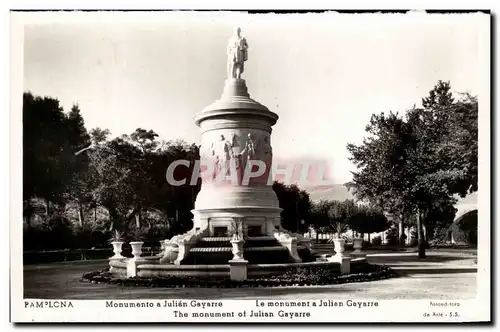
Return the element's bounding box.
[190,247,232,253]
[182,251,233,265]
[200,236,276,242]
[195,236,282,248]
[189,246,288,253]
[245,246,288,252]
[247,236,276,241]
[200,237,231,242]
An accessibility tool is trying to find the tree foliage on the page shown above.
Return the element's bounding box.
[23,93,92,221]
[272,182,311,233]
[348,205,390,235]
[346,80,478,257]
[308,199,389,240]
[23,92,202,246]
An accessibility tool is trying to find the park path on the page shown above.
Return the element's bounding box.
[23,249,477,300]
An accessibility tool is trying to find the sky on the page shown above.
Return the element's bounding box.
[22,11,486,184]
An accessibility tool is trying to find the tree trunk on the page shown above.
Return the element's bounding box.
[423,223,428,248]
[417,208,426,258]
[78,204,84,227]
[94,207,97,224]
[23,214,30,227]
[398,214,405,247]
[367,233,371,243]
[24,200,33,227]
[45,198,50,222]
[135,213,140,229]
[108,208,118,232]
[316,230,319,244]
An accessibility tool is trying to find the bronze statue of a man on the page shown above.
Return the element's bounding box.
[227,27,248,79]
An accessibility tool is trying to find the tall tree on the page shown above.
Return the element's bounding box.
[129,128,159,153]
[347,81,477,258]
[272,182,311,233]
[348,205,390,240]
[405,81,477,257]
[346,111,414,246]
[23,92,75,222]
[65,104,92,225]
[309,200,334,243]
[327,200,354,237]
[86,136,135,231]
[89,128,111,145]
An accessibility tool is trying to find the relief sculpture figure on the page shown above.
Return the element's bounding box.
[214,134,236,178]
[239,133,256,170]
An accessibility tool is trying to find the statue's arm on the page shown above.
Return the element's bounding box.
[239,142,247,155]
[224,141,234,157]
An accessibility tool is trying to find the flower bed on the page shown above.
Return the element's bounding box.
[82,262,397,288]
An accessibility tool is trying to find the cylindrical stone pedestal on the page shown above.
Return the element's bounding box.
[192,78,281,237]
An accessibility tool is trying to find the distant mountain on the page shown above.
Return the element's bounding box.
[300,183,356,202]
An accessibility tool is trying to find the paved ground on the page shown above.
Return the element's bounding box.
[23,250,477,300]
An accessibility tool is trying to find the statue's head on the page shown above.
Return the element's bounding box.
[236,27,241,36]
[248,133,252,139]
[220,134,225,140]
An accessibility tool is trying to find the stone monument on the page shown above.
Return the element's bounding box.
[159,28,310,265]
[192,27,281,239]
[108,29,344,280]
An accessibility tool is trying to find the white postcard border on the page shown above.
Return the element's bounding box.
[9,10,491,323]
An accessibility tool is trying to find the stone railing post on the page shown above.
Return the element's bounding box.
[174,239,190,265]
[286,237,302,262]
[328,255,351,274]
[126,259,138,277]
[274,232,302,263]
[126,256,147,278]
[229,259,248,281]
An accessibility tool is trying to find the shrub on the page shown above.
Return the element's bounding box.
[139,224,170,247]
[73,225,93,249]
[458,211,477,246]
[297,247,317,262]
[371,235,382,246]
[408,228,418,247]
[341,234,353,243]
[400,233,407,243]
[91,230,110,248]
[410,228,417,239]
[429,226,451,247]
[45,216,75,249]
[385,227,399,246]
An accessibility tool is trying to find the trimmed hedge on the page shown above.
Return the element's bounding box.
[23,247,160,264]
[82,263,397,288]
